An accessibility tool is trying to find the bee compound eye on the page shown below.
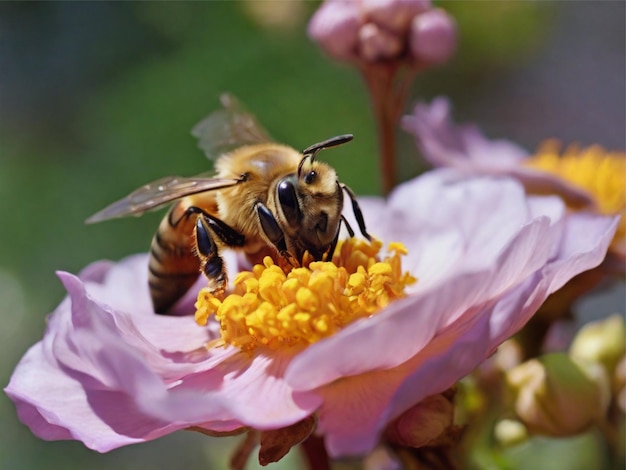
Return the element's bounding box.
[304,171,317,185]
[277,179,301,227]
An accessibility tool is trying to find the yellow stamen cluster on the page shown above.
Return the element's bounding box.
[525,141,626,246]
[195,238,416,352]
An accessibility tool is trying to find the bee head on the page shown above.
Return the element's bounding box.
[274,135,353,259]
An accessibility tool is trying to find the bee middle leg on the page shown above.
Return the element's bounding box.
[190,208,245,293]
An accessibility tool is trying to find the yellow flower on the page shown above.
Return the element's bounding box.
[525,141,626,256]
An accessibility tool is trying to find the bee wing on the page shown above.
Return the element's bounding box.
[191,93,274,161]
[86,175,241,223]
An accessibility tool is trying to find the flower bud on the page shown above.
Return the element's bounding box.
[494,418,528,447]
[385,392,455,448]
[409,8,457,64]
[308,1,361,61]
[362,0,431,34]
[506,353,610,437]
[569,314,625,375]
[494,338,524,372]
[359,22,403,61]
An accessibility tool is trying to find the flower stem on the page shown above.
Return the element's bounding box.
[300,435,331,470]
[229,431,258,470]
[360,63,420,196]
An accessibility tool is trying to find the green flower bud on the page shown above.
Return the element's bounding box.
[506,353,610,437]
[494,418,528,447]
[569,314,625,374]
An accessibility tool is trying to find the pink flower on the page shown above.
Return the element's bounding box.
[402,97,626,268]
[5,171,618,459]
[308,0,456,65]
[401,97,595,208]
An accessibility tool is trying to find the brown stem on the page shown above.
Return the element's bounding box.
[229,431,259,470]
[360,63,422,196]
[300,435,332,470]
[361,64,397,196]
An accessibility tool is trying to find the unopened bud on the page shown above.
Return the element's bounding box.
[506,353,610,437]
[494,338,524,372]
[409,8,457,64]
[494,419,528,447]
[363,0,431,34]
[570,314,625,374]
[359,23,403,61]
[308,1,360,61]
[385,392,455,448]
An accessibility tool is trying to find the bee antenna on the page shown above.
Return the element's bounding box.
[302,134,353,161]
[299,134,354,177]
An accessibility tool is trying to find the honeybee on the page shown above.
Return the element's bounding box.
[87,94,370,314]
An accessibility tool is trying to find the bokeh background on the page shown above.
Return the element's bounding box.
[0,2,623,469]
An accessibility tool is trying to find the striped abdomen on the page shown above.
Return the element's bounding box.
[148,194,217,314]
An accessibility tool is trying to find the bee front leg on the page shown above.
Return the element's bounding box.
[194,211,245,294]
[255,203,298,267]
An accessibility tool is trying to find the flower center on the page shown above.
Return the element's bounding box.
[524,141,626,244]
[194,239,416,352]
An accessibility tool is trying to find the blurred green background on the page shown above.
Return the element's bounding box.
[0,2,623,469]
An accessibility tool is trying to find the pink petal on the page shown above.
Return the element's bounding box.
[543,212,620,292]
[5,337,178,452]
[401,97,528,169]
[144,350,321,430]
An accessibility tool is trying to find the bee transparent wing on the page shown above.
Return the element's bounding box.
[86,175,241,223]
[191,93,274,161]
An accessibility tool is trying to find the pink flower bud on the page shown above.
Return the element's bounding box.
[409,8,457,64]
[362,0,431,34]
[308,1,362,61]
[358,22,403,61]
[385,393,455,448]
